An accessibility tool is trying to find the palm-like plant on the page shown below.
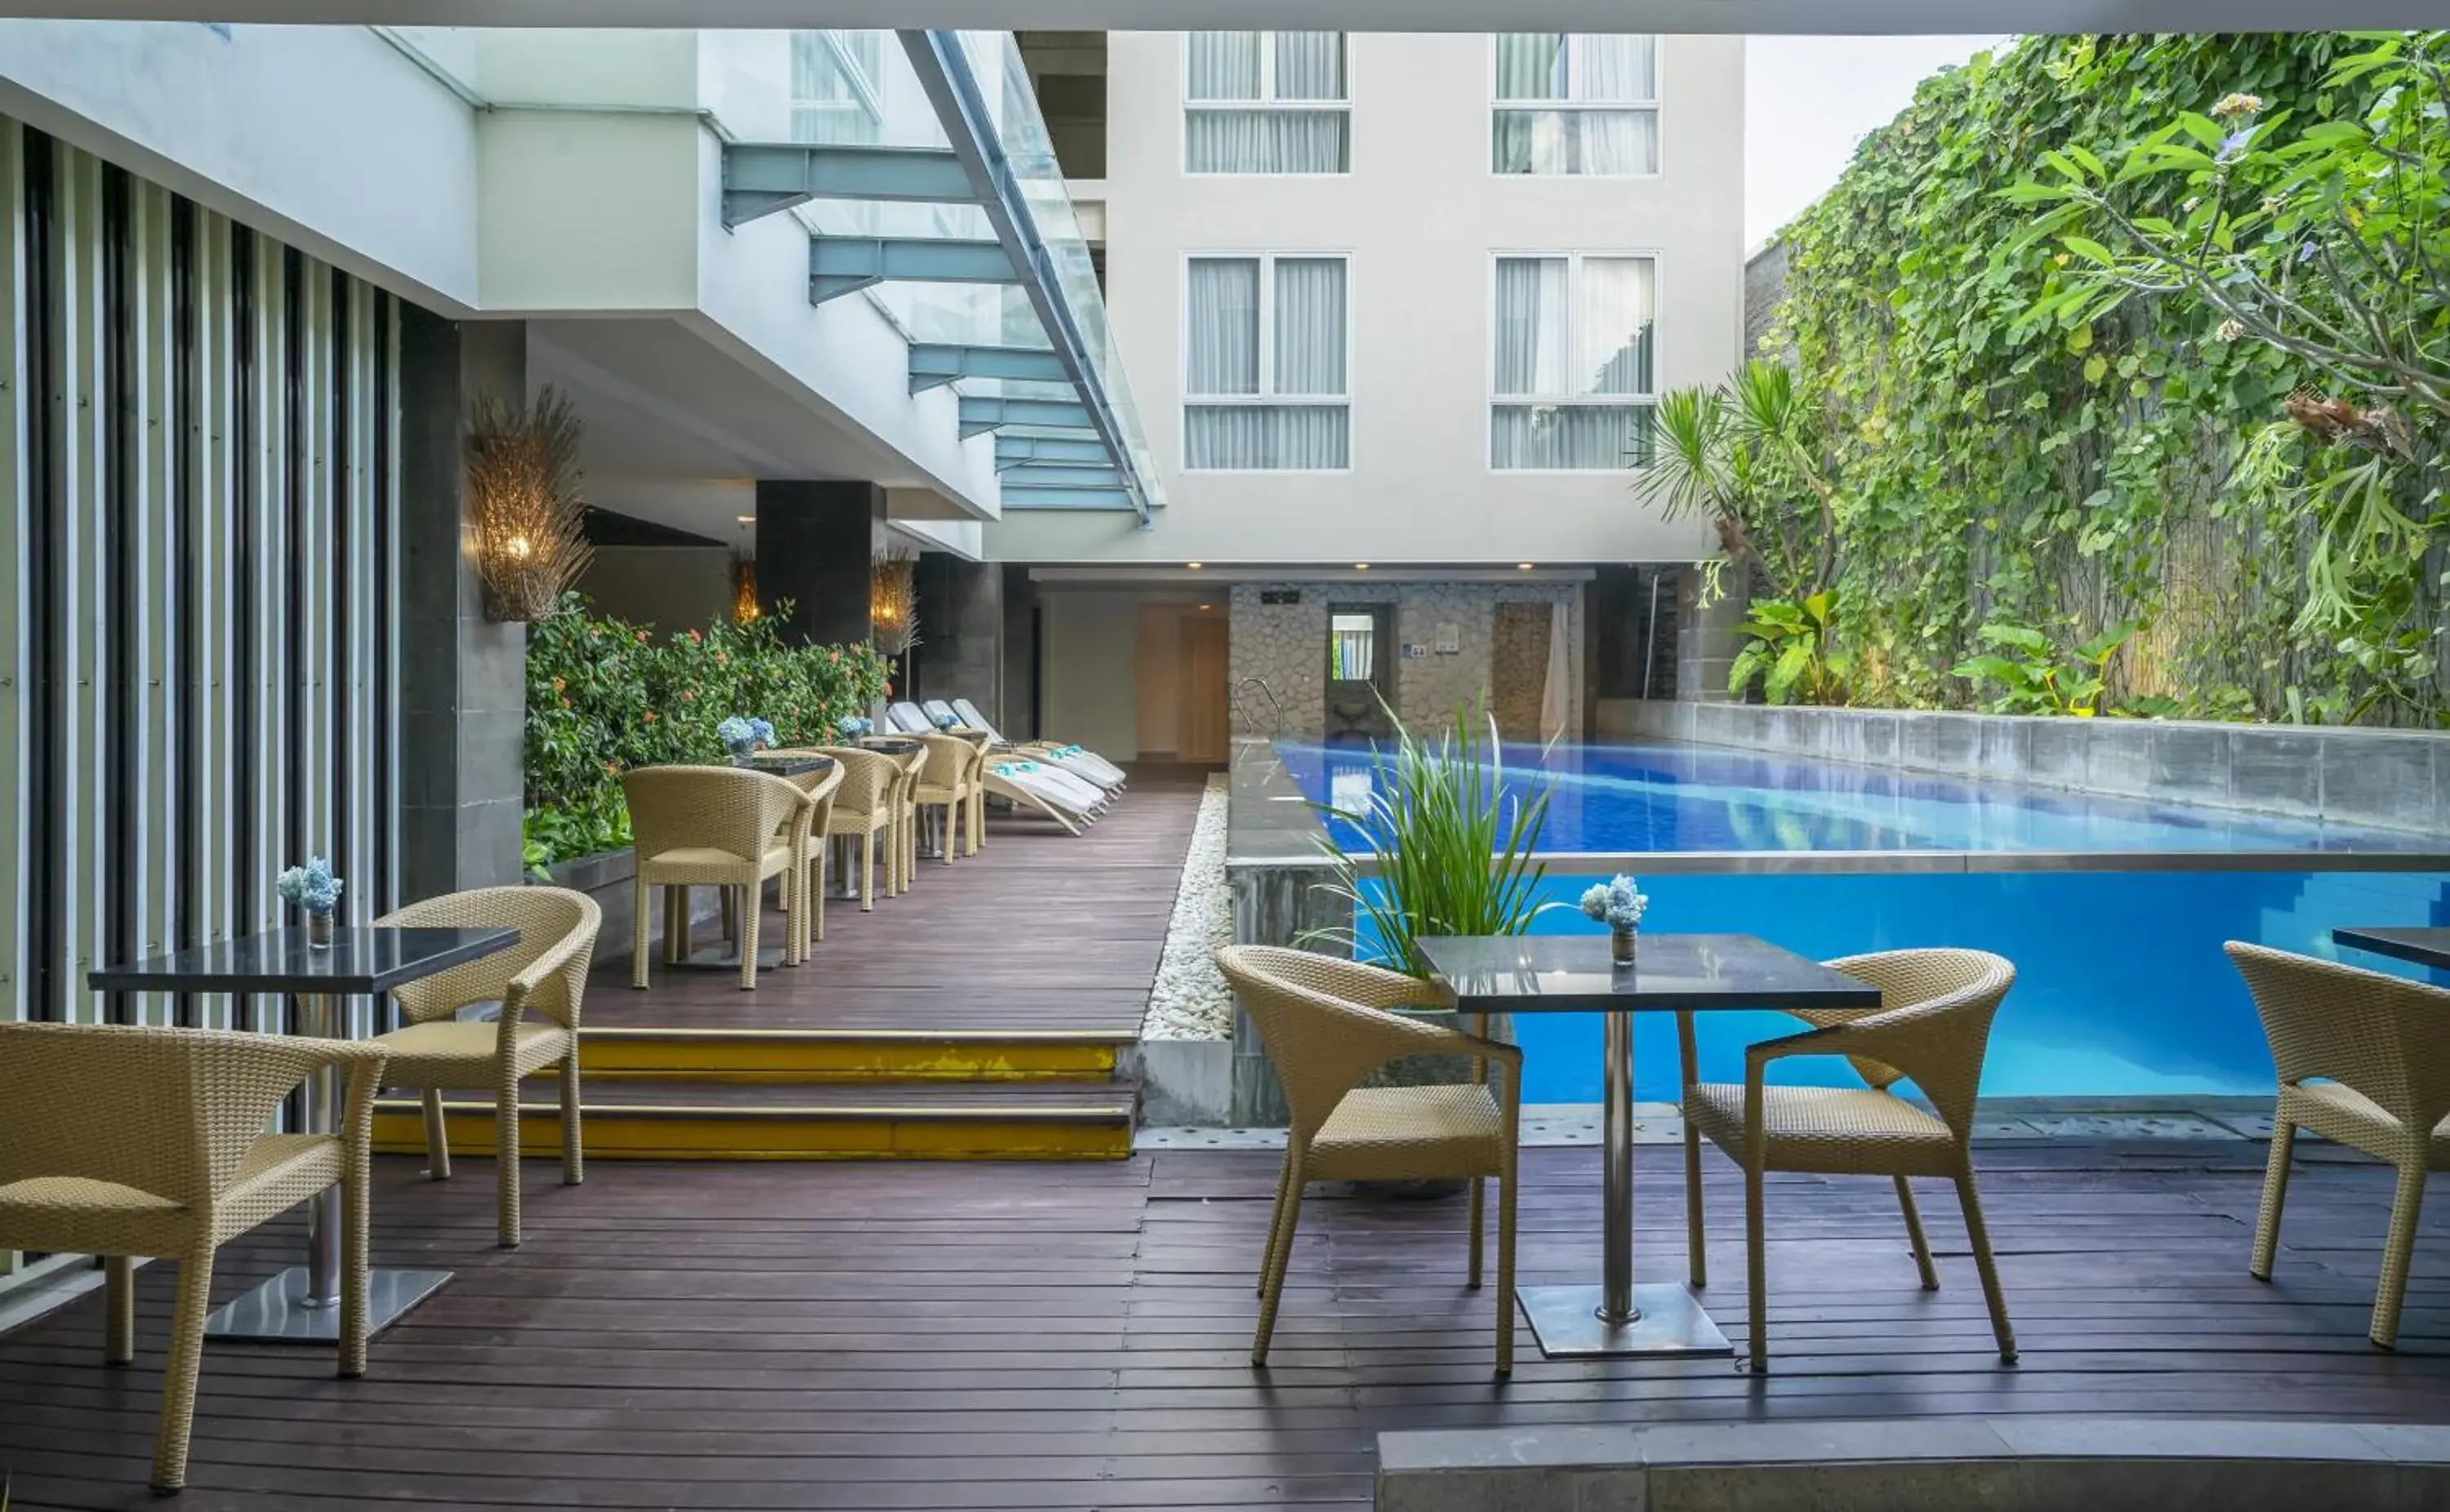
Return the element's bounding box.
[1303,705,1557,980]
[1635,358,1840,605]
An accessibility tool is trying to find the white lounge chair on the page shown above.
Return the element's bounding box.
[982,755,1100,834]
[890,701,1110,816]
[947,698,1129,790]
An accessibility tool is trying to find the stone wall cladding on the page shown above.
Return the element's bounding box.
[1228,580,1584,739]
[1595,697,2450,837]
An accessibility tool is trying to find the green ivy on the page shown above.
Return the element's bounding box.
[1766,32,2445,724]
[523,594,891,868]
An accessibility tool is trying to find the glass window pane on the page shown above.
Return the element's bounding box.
[1491,257,1570,397]
[1491,109,1657,174]
[1273,258,1347,396]
[1186,109,1348,172]
[1490,404,1654,469]
[1185,259,1260,396]
[1275,32,1346,100]
[1330,613,1376,681]
[1580,258,1656,396]
[1570,34,1656,101]
[1187,32,1262,100]
[1186,405,1350,469]
[1494,33,1568,100]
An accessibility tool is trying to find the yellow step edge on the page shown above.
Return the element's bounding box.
[372,1108,1129,1162]
[572,1034,1118,1083]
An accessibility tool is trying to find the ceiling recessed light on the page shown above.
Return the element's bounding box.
[1354,562,1370,571]
[1186,561,1204,569]
[1517,562,1535,570]
[737,514,755,524]
[1198,603,1213,611]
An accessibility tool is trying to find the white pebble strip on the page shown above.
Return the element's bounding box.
[1143,774,1235,1041]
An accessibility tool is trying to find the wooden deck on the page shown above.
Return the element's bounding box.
[585,765,1211,1036]
[4,1136,2448,1509]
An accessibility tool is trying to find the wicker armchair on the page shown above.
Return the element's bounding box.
[1215,945,1522,1374]
[884,744,925,896]
[0,1023,388,1490]
[768,755,844,959]
[815,746,898,911]
[2227,942,2450,1349]
[622,765,813,990]
[913,734,977,865]
[372,886,599,1249]
[1681,947,2018,1372]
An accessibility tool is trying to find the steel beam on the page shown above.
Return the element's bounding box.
[994,435,1111,471]
[907,343,1072,394]
[808,237,1017,305]
[1001,463,1122,489]
[1002,485,1138,511]
[720,144,977,228]
[957,396,1094,438]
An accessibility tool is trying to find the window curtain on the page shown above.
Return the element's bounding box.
[1491,258,1570,398]
[1580,257,1655,396]
[1185,407,1348,469]
[1274,33,1345,100]
[1493,110,1656,173]
[1272,258,1346,396]
[1492,33,1657,174]
[1490,405,1653,469]
[1494,33,1569,99]
[1187,110,1348,173]
[1187,32,1262,99]
[1572,33,1655,100]
[1185,259,1259,396]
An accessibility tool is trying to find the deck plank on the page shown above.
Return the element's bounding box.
[6,1139,2450,1510]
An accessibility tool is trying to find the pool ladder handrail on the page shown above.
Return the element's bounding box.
[1232,676,1289,738]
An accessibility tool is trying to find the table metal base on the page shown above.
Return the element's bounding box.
[673,944,786,972]
[1517,1282,1732,1359]
[204,1265,453,1344]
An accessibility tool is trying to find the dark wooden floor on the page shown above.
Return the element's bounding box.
[584,766,1211,1036]
[6,1137,2448,1510]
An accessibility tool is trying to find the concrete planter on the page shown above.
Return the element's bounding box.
[543,847,723,962]
[1598,698,2450,836]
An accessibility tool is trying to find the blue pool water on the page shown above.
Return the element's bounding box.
[1277,739,2450,1103]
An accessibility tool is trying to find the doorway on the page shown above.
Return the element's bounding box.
[1325,604,1393,740]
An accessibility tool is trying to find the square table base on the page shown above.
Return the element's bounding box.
[1517,1283,1733,1359]
[672,945,786,973]
[204,1265,453,1344]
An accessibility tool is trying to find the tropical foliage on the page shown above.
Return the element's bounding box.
[1304,707,1556,980]
[1753,31,2448,725]
[1952,620,2137,716]
[1726,589,1854,706]
[523,594,890,867]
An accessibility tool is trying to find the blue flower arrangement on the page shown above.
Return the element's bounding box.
[1579,874,1650,932]
[837,714,874,737]
[277,856,345,916]
[933,710,958,729]
[718,714,777,758]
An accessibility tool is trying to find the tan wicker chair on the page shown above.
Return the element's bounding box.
[1215,945,1522,1374]
[768,754,844,959]
[884,745,925,895]
[372,886,600,1249]
[815,746,898,911]
[0,1023,388,1491]
[913,734,977,865]
[622,765,813,990]
[2227,942,2450,1349]
[1681,947,2018,1372]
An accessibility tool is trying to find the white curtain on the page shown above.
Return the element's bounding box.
[1572,34,1656,100]
[1490,404,1651,469]
[1275,33,1345,99]
[1185,259,1259,396]
[1494,33,1568,99]
[1539,600,1571,742]
[1187,31,1262,99]
[1185,407,1348,469]
[1187,109,1348,172]
[1491,33,1658,174]
[1493,109,1657,174]
[1273,258,1346,395]
[1491,257,1570,397]
[1580,257,1655,396]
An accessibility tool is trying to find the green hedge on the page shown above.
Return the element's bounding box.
[1766,33,2444,724]
[522,594,891,867]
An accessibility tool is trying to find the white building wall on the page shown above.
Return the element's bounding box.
[991,29,1744,567]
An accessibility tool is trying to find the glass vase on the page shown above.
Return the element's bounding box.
[308,911,335,950]
[1610,927,1638,966]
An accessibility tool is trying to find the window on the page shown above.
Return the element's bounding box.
[1491,33,1659,176]
[1329,614,1377,681]
[1184,32,1350,174]
[790,31,884,145]
[1490,254,1655,470]
[1185,255,1350,470]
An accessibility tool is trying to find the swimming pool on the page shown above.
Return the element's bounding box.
[1274,738,2450,1103]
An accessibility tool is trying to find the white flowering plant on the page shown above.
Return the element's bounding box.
[1579,874,1649,932]
[277,857,344,916]
[717,714,777,757]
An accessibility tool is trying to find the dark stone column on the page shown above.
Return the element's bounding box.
[397,311,528,901]
[1000,564,1039,738]
[755,481,880,646]
[912,555,1003,715]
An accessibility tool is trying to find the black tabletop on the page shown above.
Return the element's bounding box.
[1415,933,1882,1013]
[748,754,834,777]
[2333,927,2450,972]
[860,736,924,754]
[90,927,521,996]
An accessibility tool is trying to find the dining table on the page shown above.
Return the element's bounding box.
[88,925,520,1343]
[1414,932,1881,1360]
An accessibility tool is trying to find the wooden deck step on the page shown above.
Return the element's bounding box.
[573,1024,1129,1083]
[372,1078,1139,1162]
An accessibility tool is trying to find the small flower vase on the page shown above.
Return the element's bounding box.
[1610,926,1638,966]
[307,910,335,950]
[731,751,757,768]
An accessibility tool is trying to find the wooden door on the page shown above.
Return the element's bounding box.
[1179,616,1231,762]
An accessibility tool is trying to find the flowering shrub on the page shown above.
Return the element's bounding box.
[524,593,889,866]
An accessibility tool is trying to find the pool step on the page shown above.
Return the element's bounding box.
[572,1025,1127,1083]
[373,1078,1139,1162]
